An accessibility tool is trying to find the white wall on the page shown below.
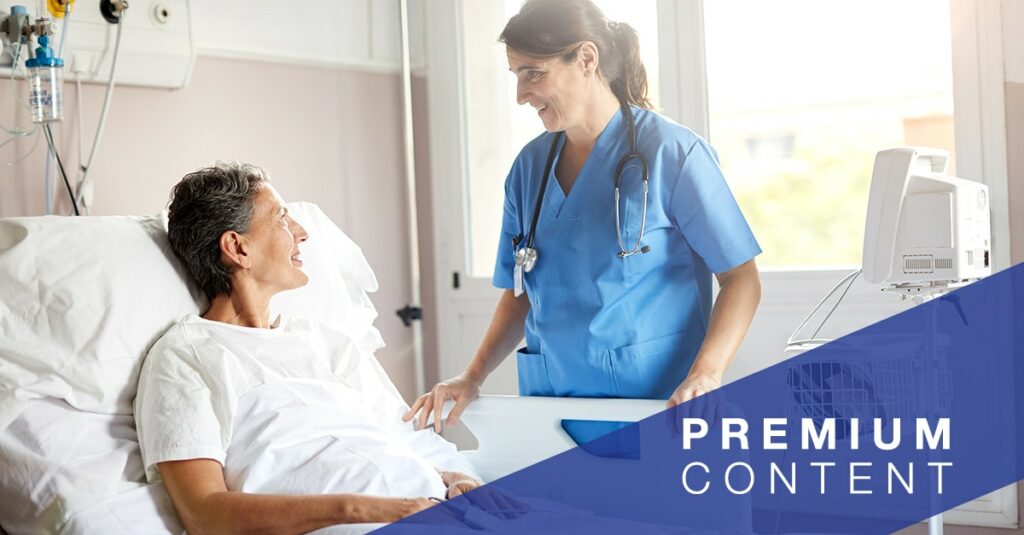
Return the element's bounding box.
[190,0,426,72]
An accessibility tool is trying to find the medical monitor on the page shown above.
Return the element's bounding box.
[861,147,991,287]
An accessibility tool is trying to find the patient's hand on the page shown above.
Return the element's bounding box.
[440,470,481,498]
[440,471,530,519]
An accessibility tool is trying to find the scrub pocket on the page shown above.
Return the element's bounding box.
[608,331,692,398]
[516,348,556,396]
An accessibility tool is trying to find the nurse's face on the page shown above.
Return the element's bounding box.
[241,185,310,293]
[508,47,589,133]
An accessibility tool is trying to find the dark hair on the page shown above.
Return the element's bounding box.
[499,0,652,109]
[167,162,269,299]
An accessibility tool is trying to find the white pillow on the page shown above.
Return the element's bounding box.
[0,214,202,429]
[0,202,381,430]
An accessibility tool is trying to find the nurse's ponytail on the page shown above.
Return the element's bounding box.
[499,0,653,110]
[607,21,651,110]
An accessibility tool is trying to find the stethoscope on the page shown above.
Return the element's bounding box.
[514,104,650,274]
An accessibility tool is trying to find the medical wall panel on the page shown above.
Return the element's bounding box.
[0,0,194,88]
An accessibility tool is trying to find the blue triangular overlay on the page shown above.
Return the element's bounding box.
[375,264,1023,534]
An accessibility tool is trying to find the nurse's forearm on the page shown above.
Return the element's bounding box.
[464,289,531,384]
[691,259,761,380]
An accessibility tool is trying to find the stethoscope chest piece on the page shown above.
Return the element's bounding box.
[515,246,539,273]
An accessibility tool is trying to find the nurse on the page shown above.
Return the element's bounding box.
[405,0,762,437]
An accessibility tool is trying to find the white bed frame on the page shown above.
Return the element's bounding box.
[451,395,753,532]
[449,395,665,482]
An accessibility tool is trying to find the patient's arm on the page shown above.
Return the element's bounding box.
[159,459,434,534]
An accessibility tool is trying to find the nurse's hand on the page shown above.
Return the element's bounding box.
[404,373,482,432]
[667,372,725,427]
[668,371,721,407]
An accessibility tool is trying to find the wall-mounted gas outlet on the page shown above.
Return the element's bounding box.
[151,3,171,26]
[98,0,127,24]
[45,0,75,18]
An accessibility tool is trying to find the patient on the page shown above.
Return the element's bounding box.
[134,163,480,534]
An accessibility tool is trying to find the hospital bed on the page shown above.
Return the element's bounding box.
[0,204,679,534]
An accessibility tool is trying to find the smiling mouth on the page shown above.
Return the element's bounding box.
[291,253,303,266]
[534,103,549,114]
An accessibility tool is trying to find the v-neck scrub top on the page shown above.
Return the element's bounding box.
[494,107,761,400]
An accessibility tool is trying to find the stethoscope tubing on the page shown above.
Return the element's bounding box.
[526,132,564,251]
[517,103,650,271]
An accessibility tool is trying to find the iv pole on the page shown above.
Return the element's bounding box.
[397,0,426,396]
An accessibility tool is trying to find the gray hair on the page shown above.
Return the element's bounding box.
[167,162,269,299]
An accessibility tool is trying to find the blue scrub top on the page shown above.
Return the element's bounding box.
[494,107,761,400]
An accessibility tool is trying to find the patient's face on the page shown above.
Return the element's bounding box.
[244,185,310,292]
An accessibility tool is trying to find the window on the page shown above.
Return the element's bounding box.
[703,0,956,269]
[746,134,795,160]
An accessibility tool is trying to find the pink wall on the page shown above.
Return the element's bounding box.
[0,56,425,400]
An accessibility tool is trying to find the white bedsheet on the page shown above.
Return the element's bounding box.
[58,484,181,535]
[0,399,181,535]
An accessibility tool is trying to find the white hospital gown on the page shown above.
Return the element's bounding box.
[134,314,477,532]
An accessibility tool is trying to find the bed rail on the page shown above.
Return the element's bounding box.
[446,395,665,482]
